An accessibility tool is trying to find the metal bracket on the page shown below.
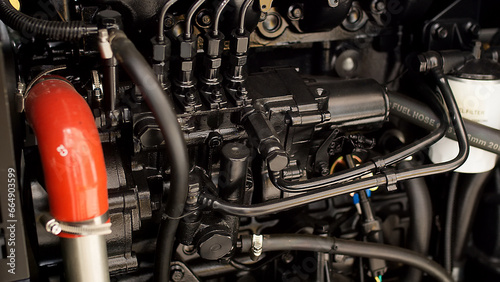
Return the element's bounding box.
[259,0,273,12]
[15,82,26,113]
[40,214,112,236]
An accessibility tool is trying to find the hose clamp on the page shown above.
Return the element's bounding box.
[98,29,113,59]
[382,169,398,192]
[40,212,112,236]
[250,234,263,261]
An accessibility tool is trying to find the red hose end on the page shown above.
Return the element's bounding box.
[25,77,108,228]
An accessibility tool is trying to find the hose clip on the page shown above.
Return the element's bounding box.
[250,234,263,261]
[40,213,112,236]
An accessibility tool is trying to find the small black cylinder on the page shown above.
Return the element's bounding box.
[218,142,250,203]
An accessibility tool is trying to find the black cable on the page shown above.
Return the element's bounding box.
[445,173,459,273]
[399,161,433,282]
[389,91,500,156]
[0,0,97,40]
[108,30,189,282]
[200,173,389,217]
[239,234,453,282]
[328,208,357,237]
[453,171,492,263]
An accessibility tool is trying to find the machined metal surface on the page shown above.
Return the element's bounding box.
[61,235,110,282]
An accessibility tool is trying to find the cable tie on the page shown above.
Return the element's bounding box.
[163,210,198,220]
[371,157,387,172]
[382,169,398,192]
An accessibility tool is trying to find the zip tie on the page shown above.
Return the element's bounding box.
[162,210,198,220]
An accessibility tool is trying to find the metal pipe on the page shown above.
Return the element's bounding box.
[158,0,178,43]
[213,0,230,36]
[238,0,254,35]
[103,57,118,112]
[61,235,109,282]
[185,0,206,40]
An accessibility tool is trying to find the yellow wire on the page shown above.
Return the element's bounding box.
[9,0,20,10]
[329,156,345,175]
[374,277,380,282]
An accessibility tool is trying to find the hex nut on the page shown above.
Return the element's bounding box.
[204,56,222,69]
[229,54,248,66]
[152,39,171,62]
[179,38,197,59]
[204,34,224,57]
[171,269,184,282]
[181,60,194,72]
[230,31,250,54]
[134,117,163,148]
[267,150,289,172]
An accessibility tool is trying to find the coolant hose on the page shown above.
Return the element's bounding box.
[25,77,110,282]
[239,234,453,282]
[108,30,189,282]
[0,0,97,40]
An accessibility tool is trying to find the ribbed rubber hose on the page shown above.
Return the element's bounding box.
[240,234,453,282]
[0,0,96,40]
[108,30,189,282]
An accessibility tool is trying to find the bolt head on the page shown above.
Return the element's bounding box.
[47,222,62,235]
[375,1,385,11]
[292,7,302,19]
[171,269,184,281]
[437,27,448,39]
[164,15,175,29]
[267,151,289,172]
[328,0,339,8]
[202,15,211,25]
